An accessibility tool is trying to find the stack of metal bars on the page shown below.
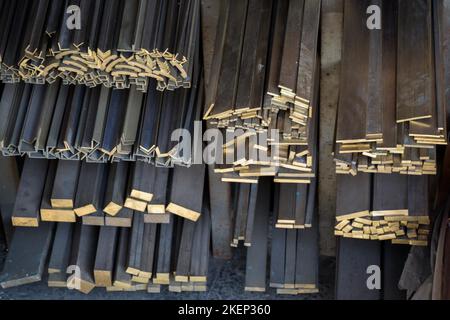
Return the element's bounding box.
[0,0,200,92]
[334,0,447,176]
[204,0,321,184]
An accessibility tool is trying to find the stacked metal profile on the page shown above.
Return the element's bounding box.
[204,0,320,185]
[332,0,450,247]
[201,0,320,296]
[0,76,202,164]
[0,0,199,92]
[0,216,211,293]
[0,155,209,293]
[335,173,431,246]
[0,0,213,295]
[224,178,319,295]
[334,0,447,176]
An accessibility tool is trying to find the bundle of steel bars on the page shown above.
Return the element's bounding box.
[332,0,445,249]
[0,212,211,293]
[10,158,206,228]
[0,61,202,163]
[213,173,318,297]
[269,221,319,295]
[229,177,317,247]
[200,0,321,296]
[0,0,200,92]
[203,0,320,184]
[334,0,447,176]
[334,173,430,246]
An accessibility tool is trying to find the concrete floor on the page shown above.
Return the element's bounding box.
[0,244,335,300]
